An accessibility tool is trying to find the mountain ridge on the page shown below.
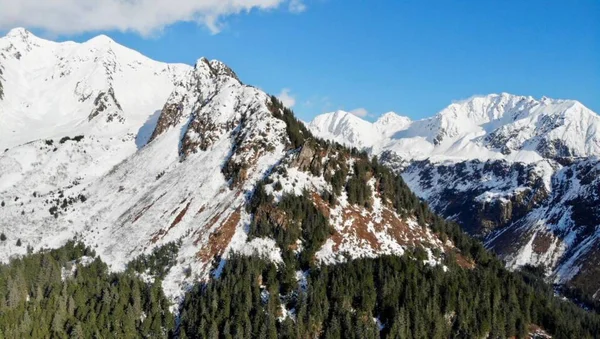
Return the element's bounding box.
[308,94,600,300]
[0,30,461,304]
[309,92,600,164]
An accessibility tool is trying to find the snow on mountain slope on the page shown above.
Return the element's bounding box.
[306,110,412,149]
[0,27,190,151]
[309,93,600,164]
[306,110,381,148]
[373,111,412,138]
[308,93,600,298]
[0,28,190,214]
[403,157,600,295]
[0,53,289,301]
[0,30,458,303]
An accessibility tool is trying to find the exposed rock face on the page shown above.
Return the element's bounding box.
[203,58,240,82]
[0,31,295,301]
[88,87,124,123]
[292,143,316,171]
[0,66,4,100]
[402,157,600,297]
[403,159,551,236]
[307,94,600,299]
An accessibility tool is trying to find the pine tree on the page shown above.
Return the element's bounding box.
[69,323,85,339]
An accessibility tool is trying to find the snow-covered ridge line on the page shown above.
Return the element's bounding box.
[0,28,291,301]
[308,92,600,164]
[1,27,598,302]
[0,27,192,151]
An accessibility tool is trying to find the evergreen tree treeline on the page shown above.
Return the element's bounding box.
[0,241,174,338]
[179,254,600,339]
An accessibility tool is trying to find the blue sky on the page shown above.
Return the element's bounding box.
[2,0,599,121]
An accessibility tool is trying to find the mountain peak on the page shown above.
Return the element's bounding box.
[5,27,32,39]
[1,27,47,56]
[192,57,238,80]
[307,110,382,148]
[375,111,411,126]
[85,34,115,46]
[309,92,600,162]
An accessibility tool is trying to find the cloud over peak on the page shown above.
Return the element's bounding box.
[0,0,306,36]
[277,88,296,108]
[349,108,369,118]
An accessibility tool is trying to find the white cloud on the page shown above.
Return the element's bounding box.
[0,0,306,36]
[277,88,296,108]
[289,0,307,13]
[349,107,369,118]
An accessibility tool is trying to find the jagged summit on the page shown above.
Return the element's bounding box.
[193,57,240,82]
[309,93,600,163]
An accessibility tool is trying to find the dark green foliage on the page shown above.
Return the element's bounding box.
[0,241,174,338]
[180,255,600,339]
[269,96,312,149]
[128,241,181,280]
[346,159,373,208]
[248,186,333,269]
[180,255,282,339]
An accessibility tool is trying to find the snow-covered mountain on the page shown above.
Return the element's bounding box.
[0,29,456,303]
[0,27,190,152]
[308,93,600,298]
[310,93,600,164]
[306,110,412,149]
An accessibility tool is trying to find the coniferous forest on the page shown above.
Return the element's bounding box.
[0,242,174,338]
[1,242,600,338]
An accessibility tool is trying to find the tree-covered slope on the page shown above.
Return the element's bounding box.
[0,242,174,338]
[180,255,600,339]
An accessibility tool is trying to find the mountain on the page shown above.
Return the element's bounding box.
[308,93,600,299]
[0,29,453,302]
[1,29,600,338]
[0,27,189,151]
[306,110,412,149]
